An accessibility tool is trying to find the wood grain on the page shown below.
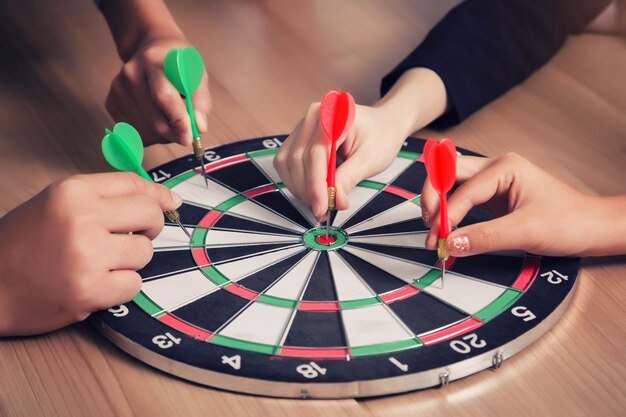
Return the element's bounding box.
[0,1,624,416]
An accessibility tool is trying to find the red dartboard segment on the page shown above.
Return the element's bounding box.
[158,314,213,340]
[379,286,421,304]
[512,257,541,291]
[419,317,484,345]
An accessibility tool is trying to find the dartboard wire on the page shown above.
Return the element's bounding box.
[198,169,308,233]
[332,249,424,346]
[178,200,302,235]
[149,248,311,325]
[152,226,299,252]
[343,199,422,235]
[347,244,510,321]
[197,226,297,239]
[142,265,204,283]
[247,154,318,228]
[343,243,516,291]
[142,243,303,286]
[348,231,430,248]
[326,252,376,360]
[275,251,326,349]
[334,158,422,229]
[207,250,319,349]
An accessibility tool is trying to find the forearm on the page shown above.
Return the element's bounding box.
[374,67,448,142]
[586,195,626,256]
[99,0,185,62]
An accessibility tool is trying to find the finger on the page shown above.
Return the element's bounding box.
[334,149,375,211]
[274,122,299,198]
[192,73,211,133]
[102,195,167,239]
[108,234,154,270]
[147,70,192,146]
[75,172,182,211]
[306,131,331,220]
[445,158,514,229]
[420,177,438,228]
[445,211,530,257]
[93,270,143,311]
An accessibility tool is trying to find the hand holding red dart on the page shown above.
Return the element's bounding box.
[423,138,457,263]
[319,91,356,239]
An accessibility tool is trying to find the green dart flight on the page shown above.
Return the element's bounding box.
[102,122,191,239]
[164,46,208,186]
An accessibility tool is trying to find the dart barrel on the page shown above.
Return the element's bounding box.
[327,187,336,210]
[438,238,449,261]
[165,209,181,223]
[192,139,205,160]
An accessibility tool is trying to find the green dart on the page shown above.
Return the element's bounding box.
[164,46,208,187]
[102,122,191,239]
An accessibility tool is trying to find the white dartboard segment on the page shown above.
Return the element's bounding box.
[333,187,379,228]
[342,245,432,284]
[152,225,194,250]
[327,251,376,301]
[346,201,422,234]
[169,173,238,208]
[218,302,293,346]
[214,246,305,282]
[342,304,415,347]
[421,272,507,315]
[251,154,282,184]
[204,229,299,247]
[229,200,306,233]
[366,157,415,184]
[264,251,319,300]
[142,269,220,313]
[349,232,428,249]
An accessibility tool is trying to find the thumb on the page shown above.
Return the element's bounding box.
[445,211,529,257]
[334,153,373,211]
[192,74,211,133]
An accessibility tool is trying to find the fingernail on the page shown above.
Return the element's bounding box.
[170,190,183,207]
[447,235,470,256]
[195,111,207,133]
[313,203,322,219]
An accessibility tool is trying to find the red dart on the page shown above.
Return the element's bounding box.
[423,138,457,239]
[319,90,356,241]
[320,91,356,191]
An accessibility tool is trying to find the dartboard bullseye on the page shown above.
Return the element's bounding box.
[92,136,579,398]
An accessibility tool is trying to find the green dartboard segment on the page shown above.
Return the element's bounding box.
[101,122,152,182]
[164,47,205,139]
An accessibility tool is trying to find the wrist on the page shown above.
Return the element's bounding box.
[585,194,626,256]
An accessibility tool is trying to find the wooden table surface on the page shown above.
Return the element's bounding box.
[0,1,624,416]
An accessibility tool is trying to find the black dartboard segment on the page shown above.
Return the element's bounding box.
[92,136,579,399]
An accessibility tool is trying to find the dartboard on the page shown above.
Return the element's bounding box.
[92,136,579,398]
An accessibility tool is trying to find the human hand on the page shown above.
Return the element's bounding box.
[0,172,182,336]
[106,36,211,147]
[274,103,407,220]
[421,152,603,257]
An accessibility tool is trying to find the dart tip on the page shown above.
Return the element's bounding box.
[200,163,208,187]
[178,221,192,239]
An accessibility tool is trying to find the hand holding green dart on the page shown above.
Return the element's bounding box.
[102,122,191,239]
[164,46,208,186]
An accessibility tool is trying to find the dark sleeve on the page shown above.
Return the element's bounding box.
[381,0,611,128]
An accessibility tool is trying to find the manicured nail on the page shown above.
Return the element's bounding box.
[170,190,183,207]
[447,235,470,256]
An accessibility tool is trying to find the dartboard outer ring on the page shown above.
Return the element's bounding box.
[91,136,580,399]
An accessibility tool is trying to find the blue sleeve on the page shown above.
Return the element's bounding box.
[380,0,612,128]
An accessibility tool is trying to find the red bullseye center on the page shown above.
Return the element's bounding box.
[316,234,337,245]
